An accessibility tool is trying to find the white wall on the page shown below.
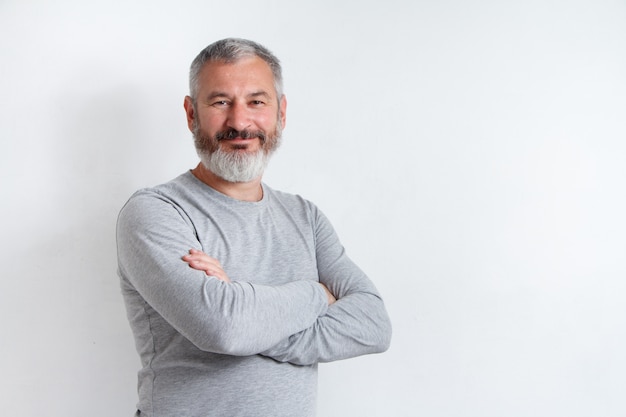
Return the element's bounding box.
[1,1,625,416]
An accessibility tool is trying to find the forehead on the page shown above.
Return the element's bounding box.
[197,56,276,97]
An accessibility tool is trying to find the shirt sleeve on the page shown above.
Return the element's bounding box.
[260,204,392,365]
[116,191,329,356]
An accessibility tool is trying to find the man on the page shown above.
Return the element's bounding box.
[117,38,391,417]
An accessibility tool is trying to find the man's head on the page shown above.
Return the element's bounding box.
[184,38,287,183]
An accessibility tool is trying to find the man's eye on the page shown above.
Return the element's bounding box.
[251,100,265,106]
[212,100,229,107]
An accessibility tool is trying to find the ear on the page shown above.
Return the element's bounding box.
[183,96,195,132]
[279,95,287,129]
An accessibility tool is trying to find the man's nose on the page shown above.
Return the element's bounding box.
[226,102,251,131]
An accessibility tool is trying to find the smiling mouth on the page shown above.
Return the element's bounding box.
[216,129,266,143]
[223,136,255,141]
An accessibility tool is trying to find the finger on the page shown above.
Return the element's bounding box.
[201,266,231,283]
[319,283,337,305]
[183,254,221,268]
[184,259,231,283]
[182,250,231,283]
[186,259,223,274]
[183,255,220,266]
[184,250,222,267]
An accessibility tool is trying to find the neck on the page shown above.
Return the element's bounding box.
[191,163,263,202]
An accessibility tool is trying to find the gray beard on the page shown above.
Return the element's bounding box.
[198,145,271,183]
[192,109,283,183]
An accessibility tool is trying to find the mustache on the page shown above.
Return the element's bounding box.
[216,128,266,143]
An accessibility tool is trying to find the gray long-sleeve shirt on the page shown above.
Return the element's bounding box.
[116,171,391,417]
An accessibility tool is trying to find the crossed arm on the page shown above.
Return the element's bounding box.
[118,192,391,364]
[182,249,337,305]
[180,212,392,366]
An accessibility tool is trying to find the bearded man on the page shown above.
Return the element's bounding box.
[116,38,391,417]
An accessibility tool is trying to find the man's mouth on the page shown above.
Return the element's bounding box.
[217,129,266,143]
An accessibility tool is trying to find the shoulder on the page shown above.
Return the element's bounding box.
[118,172,199,222]
[263,184,335,230]
[264,184,319,213]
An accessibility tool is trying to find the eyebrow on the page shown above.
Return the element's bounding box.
[248,91,272,100]
[205,92,229,101]
[205,90,273,101]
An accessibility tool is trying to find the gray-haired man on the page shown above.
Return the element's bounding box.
[117,38,391,417]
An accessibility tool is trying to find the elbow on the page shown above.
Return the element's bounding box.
[353,296,393,355]
[373,316,392,353]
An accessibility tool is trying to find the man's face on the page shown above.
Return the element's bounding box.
[184,56,287,182]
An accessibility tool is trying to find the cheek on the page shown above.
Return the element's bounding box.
[198,110,226,130]
[256,111,280,130]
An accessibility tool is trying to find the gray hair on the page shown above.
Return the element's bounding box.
[189,38,284,102]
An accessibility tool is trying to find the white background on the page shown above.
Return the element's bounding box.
[1,1,625,416]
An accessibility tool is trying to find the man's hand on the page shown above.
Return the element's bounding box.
[319,283,336,305]
[182,249,231,283]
